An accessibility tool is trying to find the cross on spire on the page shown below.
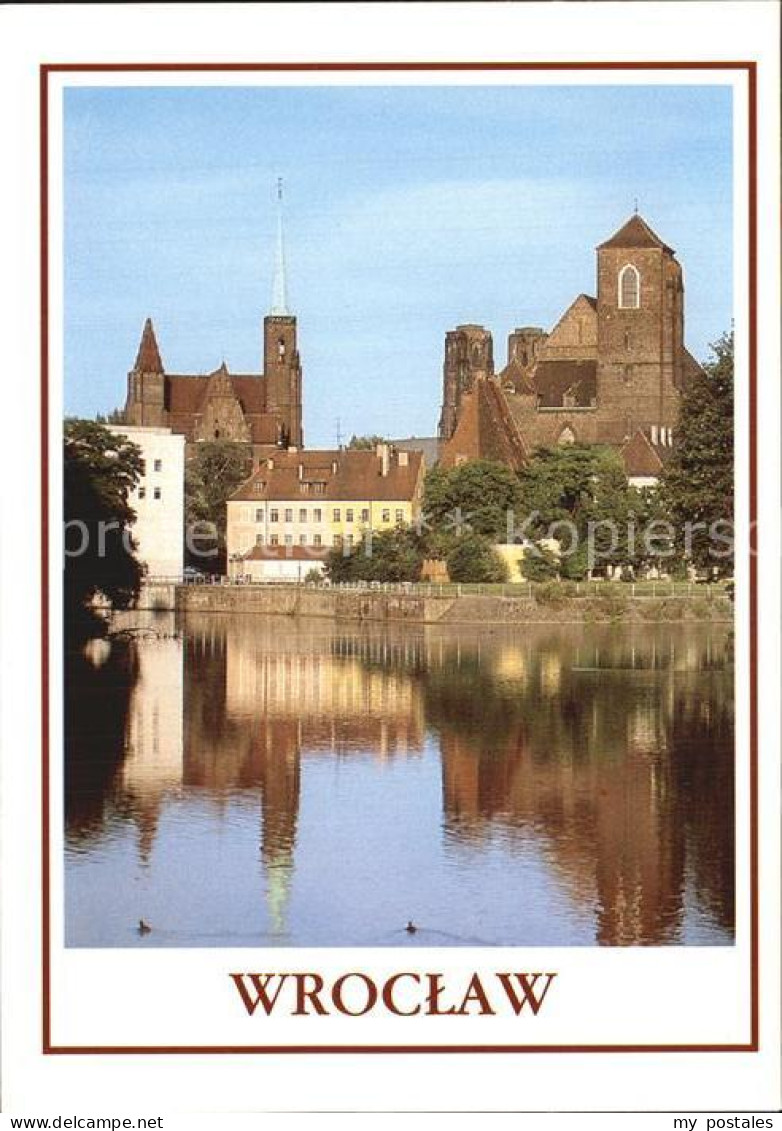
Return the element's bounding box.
[271,177,289,316]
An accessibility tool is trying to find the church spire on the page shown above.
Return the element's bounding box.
[270,178,289,316]
[134,317,163,372]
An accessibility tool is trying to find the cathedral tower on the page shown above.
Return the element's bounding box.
[263,181,303,449]
[595,213,684,440]
[438,324,494,441]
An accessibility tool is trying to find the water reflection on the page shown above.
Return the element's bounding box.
[65,614,734,947]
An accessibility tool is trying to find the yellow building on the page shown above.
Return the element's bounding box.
[226,443,424,577]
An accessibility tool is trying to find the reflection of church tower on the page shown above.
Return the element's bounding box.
[120,617,184,865]
[254,720,301,936]
[264,180,303,449]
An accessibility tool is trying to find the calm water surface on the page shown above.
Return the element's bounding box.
[65,613,734,947]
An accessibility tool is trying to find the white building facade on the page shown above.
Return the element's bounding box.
[111,425,185,578]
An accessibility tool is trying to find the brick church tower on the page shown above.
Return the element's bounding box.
[595,213,685,436]
[438,324,494,440]
[263,180,303,449]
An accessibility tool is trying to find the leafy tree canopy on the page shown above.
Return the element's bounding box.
[447,533,508,584]
[184,441,253,569]
[64,419,144,642]
[423,459,523,542]
[660,330,734,576]
[325,527,424,584]
[347,434,386,450]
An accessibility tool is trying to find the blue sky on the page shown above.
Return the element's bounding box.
[64,83,732,446]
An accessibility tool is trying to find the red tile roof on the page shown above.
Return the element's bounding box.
[230,447,424,503]
[241,545,329,562]
[533,359,597,408]
[621,429,668,477]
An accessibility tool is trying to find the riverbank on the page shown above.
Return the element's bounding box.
[137,581,733,624]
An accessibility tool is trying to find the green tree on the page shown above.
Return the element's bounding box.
[347,434,386,450]
[660,331,734,577]
[184,442,253,571]
[520,542,559,582]
[324,527,424,584]
[447,533,508,583]
[423,459,523,543]
[64,419,144,643]
[517,444,633,578]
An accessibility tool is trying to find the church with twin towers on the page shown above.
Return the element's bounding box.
[123,182,303,459]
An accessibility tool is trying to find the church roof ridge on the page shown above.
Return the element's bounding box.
[597,214,675,255]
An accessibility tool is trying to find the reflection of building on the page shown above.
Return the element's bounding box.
[438,214,703,485]
[66,616,734,945]
[118,615,184,862]
[110,425,185,577]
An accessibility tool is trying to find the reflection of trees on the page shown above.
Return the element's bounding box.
[423,628,733,944]
[64,640,139,844]
[669,680,735,935]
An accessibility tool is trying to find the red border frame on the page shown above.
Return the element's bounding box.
[42,60,758,1055]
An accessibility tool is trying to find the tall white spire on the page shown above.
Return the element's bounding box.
[271,177,289,316]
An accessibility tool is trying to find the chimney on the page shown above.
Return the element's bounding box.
[651,424,659,445]
[267,457,274,470]
[298,463,304,480]
[331,459,338,475]
[378,443,390,477]
[398,450,409,467]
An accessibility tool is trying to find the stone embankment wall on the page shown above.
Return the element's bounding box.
[135,582,732,624]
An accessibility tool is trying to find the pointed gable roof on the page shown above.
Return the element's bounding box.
[133,318,164,372]
[597,214,674,255]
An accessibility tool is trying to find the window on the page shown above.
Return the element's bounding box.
[333,508,341,522]
[270,534,279,546]
[395,509,404,523]
[284,534,293,546]
[346,509,354,523]
[619,264,640,309]
[313,481,325,495]
[153,487,162,500]
[313,508,322,523]
[299,534,307,546]
[333,533,343,549]
[313,534,322,547]
[153,458,162,472]
[255,508,264,522]
[382,509,390,523]
[345,534,354,549]
[299,508,307,522]
[139,487,146,500]
[255,534,264,545]
[284,508,293,523]
[361,508,370,523]
[270,509,279,523]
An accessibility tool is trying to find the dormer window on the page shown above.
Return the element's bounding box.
[619,264,640,309]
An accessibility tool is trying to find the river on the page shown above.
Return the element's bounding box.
[65,612,734,947]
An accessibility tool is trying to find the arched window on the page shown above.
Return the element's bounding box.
[619,264,640,309]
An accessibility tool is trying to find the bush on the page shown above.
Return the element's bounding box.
[447,534,508,583]
[520,542,559,582]
[304,568,323,585]
[534,580,570,607]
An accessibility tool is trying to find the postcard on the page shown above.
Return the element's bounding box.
[1,0,780,1117]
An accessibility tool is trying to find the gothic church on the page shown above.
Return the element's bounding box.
[438,214,704,479]
[124,191,302,458]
